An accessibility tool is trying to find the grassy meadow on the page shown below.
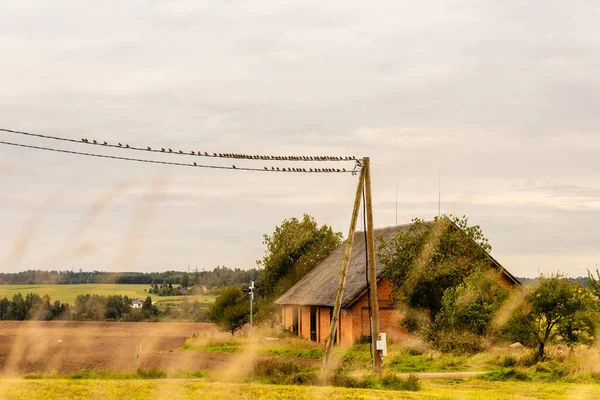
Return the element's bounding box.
[2,379,600,400]
[0,284,216,307]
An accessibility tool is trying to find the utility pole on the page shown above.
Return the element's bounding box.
[364,158,382,375]
[322,163,366,372]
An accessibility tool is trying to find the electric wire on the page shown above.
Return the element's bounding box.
[0,140,357,174]
[0,128,357,163]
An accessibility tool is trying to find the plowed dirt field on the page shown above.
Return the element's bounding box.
[0,321,230,375]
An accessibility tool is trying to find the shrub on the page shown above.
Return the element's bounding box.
[501,356,516,367]
[381,374,421,391]
[331,368,364,388]
[250,360,319,386]
[478,368,530,381]
[331,368,420,391]
[430,330,485,354]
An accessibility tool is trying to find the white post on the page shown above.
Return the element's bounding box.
[250,281,253,355]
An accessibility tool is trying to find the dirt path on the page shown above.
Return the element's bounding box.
[396,371,485,379]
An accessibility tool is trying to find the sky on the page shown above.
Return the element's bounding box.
[0,1,599,278]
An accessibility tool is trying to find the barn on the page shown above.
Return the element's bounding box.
[275,220,519,347]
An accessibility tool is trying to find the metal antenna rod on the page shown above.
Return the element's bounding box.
[438,170,441,217]
[395,180,398,225]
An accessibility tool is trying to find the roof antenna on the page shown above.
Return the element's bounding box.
[438,169,441,217]
[395,180,398,225]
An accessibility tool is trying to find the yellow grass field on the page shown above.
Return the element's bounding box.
[0,284,215,306]
[2,379,600,400]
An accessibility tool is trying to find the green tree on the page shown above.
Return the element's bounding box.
[434,269,511,336]
[258,214,342,299]
[142,296,153,312]
[208,286,249,335]
[0,298,10,320]
[379,215,493,325]
[502,274,595,360]
[10,293,27,320]
[587,269,600,308]
[181,273,190,289]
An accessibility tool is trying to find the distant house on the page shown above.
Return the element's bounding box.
[275,220,519,347]
[131,298,144,309]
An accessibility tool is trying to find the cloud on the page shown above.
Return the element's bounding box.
[0,0,599,277]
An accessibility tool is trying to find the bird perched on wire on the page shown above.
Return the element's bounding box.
[103,141,107,145]
[93,140,97,144]
[179,150,183,154]
[194,162,197,166]
[118,143,122,147]
[125,144,130,148]
[161,148,165,152]
[232,165,236,169]
[191,151,195,155]
[147,147,151,151]
[168,148,172,152]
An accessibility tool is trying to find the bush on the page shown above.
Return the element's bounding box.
[478,368,530,381]
[331,368,364,388]
[331,368,420,391]
[381,374,421,391]
[430,330,485,354]
[501,355,517,367]
[250,360,319,386]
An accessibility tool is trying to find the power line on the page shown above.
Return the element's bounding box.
[0,128,357,162]
[0,140,357,174]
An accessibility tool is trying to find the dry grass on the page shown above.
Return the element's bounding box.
[3,379,600,399]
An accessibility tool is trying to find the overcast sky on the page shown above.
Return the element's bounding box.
[1,1,599,278]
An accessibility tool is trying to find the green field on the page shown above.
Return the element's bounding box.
[0,284,215,307]
[1,379,598,400]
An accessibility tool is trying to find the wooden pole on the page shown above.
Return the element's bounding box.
[364,157,382,375]
[322,163,366,372]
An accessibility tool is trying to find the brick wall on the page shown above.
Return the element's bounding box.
[318,306,331,344]
[346,278,405,346]
[282,278,405,347]
[339,308,354,347]
[300,306,310,339]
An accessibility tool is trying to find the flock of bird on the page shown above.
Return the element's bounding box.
[79,138,356,172]
[79,138,355,162]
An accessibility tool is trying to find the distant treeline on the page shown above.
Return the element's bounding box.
[0,266,259,287]
[0,292,208,322]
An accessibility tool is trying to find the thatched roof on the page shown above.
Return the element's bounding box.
[275,219,519,308]
[275,223,413,308]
